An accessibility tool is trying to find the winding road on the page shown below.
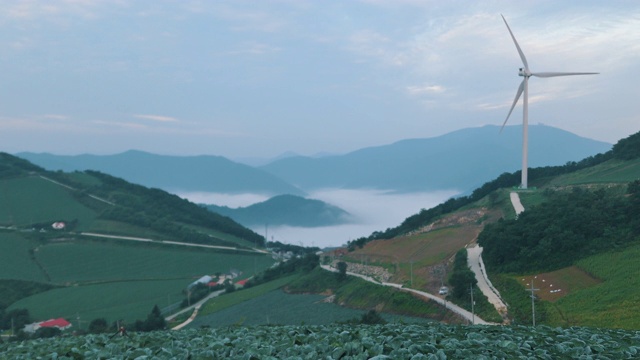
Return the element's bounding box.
[466,191,525,319]
[320,264,496,325]
[168,289,225,330]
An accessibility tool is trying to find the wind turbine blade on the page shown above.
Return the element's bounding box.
[501,79,525,133]
[501,14,529,71]
[532,72,599,78]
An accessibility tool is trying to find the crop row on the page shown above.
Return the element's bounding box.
[2,323,638,359]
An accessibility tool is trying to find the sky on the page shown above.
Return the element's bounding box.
[1,0,639,160]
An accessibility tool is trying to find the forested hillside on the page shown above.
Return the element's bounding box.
[206,194,352,227]
[479,184,639,273]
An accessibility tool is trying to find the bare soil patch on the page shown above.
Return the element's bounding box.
[516,266,602,302]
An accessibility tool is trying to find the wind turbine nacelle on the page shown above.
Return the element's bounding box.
[518,68,527,77]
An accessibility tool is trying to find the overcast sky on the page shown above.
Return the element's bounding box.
[1,0,638,159]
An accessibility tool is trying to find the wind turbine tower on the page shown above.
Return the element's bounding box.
[500,14,598,189]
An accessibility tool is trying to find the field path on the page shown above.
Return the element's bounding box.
[320,264,497,325]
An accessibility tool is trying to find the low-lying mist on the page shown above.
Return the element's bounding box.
[179,189,459,248]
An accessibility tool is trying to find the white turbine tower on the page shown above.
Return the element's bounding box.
[500,14,598,189]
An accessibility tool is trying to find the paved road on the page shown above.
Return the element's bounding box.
[510,192,525,215]
[168,289,225,330]
[461,191,525,319]
[467,245,508,316]
[320,264,496,325]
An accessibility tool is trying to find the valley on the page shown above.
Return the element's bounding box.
[1,129,639,356]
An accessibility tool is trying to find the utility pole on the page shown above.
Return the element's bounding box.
[410,260,414,287]
[526,278,540,326]
[470,283,475,325]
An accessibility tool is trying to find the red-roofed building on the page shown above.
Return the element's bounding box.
[236,279,249,286]
[24,318,72,333]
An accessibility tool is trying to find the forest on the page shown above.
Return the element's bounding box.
[479,183,639,273]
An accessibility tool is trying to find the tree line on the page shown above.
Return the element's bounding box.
[479,182,640,273]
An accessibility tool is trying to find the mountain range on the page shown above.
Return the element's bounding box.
[18,150,304,196]
[260,125,612,193]
[18,125,611,197]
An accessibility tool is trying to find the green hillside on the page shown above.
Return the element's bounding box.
[336,131,640,330]
[0,152,263,248]
[0,153,276,326]
[206,194,352,227]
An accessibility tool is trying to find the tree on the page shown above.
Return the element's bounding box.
[360,310,386,325]
[336,261,348,281]
[136,305,166,332]
[88,318,109,334]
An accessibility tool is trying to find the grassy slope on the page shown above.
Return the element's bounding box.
[0,176,97,227]
[285,268,459,324]
[546,158,640,186]
[545,244,640,329]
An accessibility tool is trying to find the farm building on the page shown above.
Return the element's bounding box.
[188,275,213,289]
[24,318,72,333]
[51,222,66,230]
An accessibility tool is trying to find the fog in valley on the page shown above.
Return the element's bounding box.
[180,189,459,248]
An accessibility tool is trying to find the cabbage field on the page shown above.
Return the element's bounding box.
[2,323,639,359]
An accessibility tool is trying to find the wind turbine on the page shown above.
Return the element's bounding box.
[500,14,598,189]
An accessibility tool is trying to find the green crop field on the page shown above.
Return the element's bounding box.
[78,219,171,238]
[198,275,298,317]
[0,176,97,227]
[0,232,46,282]
[35,239,273,284]
[190,289,429,329]
[8,279,188,323]
[4,322,639,359]
[547,158,640,186]
[2,231,276,323]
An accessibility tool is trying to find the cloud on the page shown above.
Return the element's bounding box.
[92,120,148,130]
[133,114,179,123]
[406,85,445,95]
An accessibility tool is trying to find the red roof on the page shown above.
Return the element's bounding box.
[39,318,71,328]
[206,281,218,287]
[236,279,249,286]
